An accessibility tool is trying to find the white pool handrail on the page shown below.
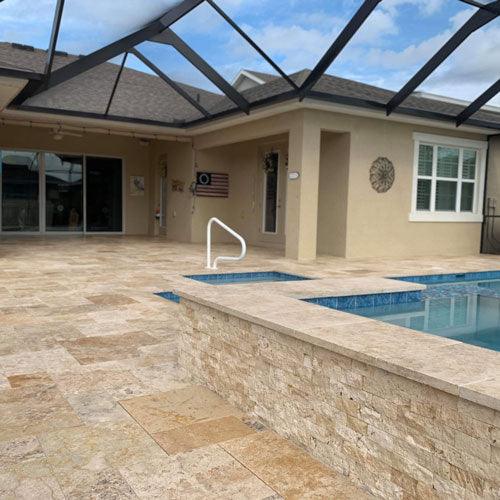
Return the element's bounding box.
[206,217,246,269]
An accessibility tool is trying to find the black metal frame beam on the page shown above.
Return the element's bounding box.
[206,0,298,91]
[0,68,43,80]
[12,0,204,105]
[43,0,65,88]
[456,78,500,126]
[386,0,500,115]
[18,104,182,128]
[105,52,128,116]
[456,0,500,15]
[130,48,211,118]
[152,28,250,113]
[298,0,382,99]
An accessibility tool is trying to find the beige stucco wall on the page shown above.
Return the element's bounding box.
[191,134,289,248]
[194,108,487,258]
[150,140,194,242]
[317,131,350,256]
[342,113,486,258]
[0,123,154,235]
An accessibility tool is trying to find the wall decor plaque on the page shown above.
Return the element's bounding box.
[370,157,395,193]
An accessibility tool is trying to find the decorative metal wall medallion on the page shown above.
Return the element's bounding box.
[370,157,395,193]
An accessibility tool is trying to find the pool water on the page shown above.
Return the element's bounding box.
[155,291,180,303]
[185,271,311,285]
[305,271,500,352]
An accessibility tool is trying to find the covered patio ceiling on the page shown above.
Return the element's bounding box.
[1,0,500,130]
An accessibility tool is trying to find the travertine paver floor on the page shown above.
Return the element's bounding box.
[1,235,500,499]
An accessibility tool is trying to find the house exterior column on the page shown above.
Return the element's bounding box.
[285,112,321,260]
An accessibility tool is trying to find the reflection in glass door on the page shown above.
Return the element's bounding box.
[263,152,279,233]
[1,150,40,231]
[45,154,83,231]
[85,157,123,232]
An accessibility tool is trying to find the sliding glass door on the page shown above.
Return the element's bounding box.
[0,151,123,234]
[85,156,123,232]
[45,153,83,232]
[1,150,40,232]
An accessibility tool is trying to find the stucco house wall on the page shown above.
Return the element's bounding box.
[192,108,488,259]
[342,114,486,258]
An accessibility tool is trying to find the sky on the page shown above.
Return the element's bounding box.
[1,0,499,105]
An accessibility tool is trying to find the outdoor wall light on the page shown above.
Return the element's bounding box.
[288,171,300,180]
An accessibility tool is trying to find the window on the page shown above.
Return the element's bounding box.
[410,133,487,222]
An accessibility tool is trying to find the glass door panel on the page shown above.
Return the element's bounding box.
[263,152,279,233]
[45,153,83,232]
[85,157,122,232]
[1,150,40,231]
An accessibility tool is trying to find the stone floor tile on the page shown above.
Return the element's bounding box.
[119,385,245,433]
[0,436,45,467]
[0,348,81,376]
[0,384,82,441]
[119,444,278,499]
[38,420,167,472]
[130,363,191,393]
[51,368,146,397]
[0,458,66,500]
[86,294,138,306]
[66,391,131,424]
[58,331,160,364]
[53,467,139,500]
[0,373,11,390]
[220,430,372,499]
[153,416,256,454]
[7,372,53,389]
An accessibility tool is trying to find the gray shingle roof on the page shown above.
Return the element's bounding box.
[0,42,224,123]
[1,42,500,128]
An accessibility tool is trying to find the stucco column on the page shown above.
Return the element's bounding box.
[285,112,321,260]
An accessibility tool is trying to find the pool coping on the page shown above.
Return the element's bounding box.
[173,275,500,412]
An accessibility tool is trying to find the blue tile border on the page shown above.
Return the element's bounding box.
[302,290,422,311]
[390,270,500,285]
[184,271,311,285]
[155,292,180,304]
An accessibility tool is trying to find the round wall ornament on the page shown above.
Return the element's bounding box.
[370,157,395,193]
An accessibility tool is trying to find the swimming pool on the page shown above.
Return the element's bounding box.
[155,291,180,303]
[185,271,311,285]
[304,271,500,352]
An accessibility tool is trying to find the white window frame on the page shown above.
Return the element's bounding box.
[410,133,487,223]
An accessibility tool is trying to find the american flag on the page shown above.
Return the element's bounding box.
[196,172,229,198]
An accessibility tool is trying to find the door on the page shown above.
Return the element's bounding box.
[45,153,83,232]
[85,156,123,232]
[1,150,40,232]
[260,150,286,245]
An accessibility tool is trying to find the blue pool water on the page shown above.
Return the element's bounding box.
[185,271,311,285]
[155,291,180,303]
[304,271,500,352]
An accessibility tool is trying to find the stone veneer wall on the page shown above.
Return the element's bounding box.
[178,299,500,499]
